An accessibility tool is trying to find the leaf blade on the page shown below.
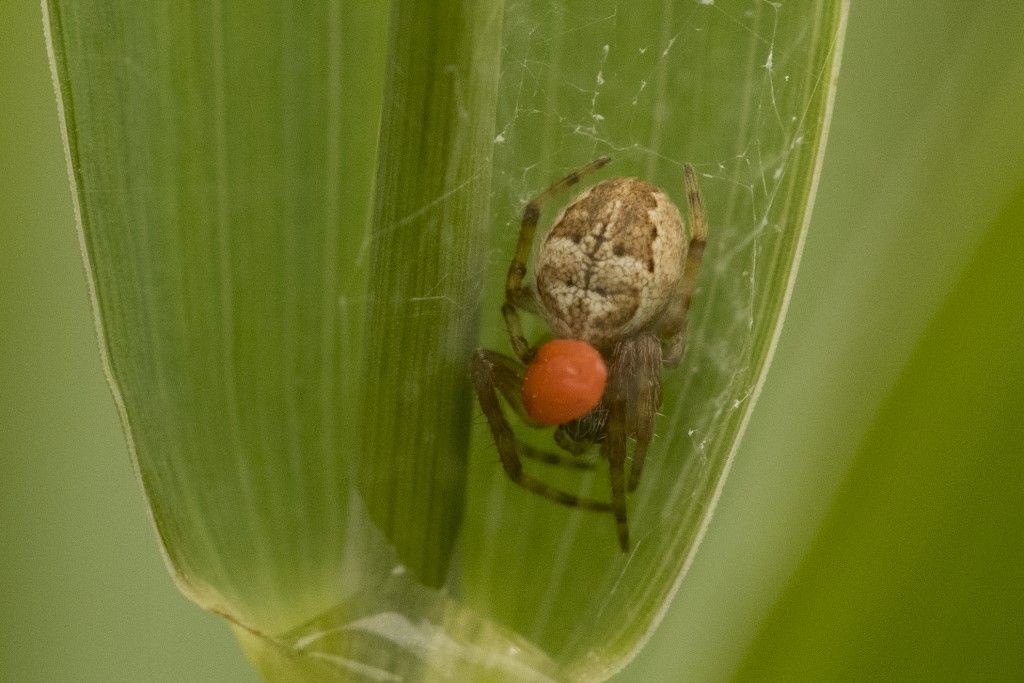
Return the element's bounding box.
[44,0,392,631]
[460,2,848,678]
[46,0,847,679]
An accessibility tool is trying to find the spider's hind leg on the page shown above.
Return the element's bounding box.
[478,349,597,470]
[601,412,630,551]
[554,422,595,455]
[603,336,665,549]
[472,349,610,509]
[627,416,653,493]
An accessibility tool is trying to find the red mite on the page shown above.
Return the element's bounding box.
[521,339,607,426]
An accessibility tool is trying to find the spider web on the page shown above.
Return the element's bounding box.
[457,0,837,671]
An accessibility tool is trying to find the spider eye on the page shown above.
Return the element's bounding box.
[521,339,607,426]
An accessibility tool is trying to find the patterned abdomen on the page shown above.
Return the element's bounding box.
[535,177,685,346]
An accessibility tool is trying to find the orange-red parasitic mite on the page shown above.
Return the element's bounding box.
[521,339,608,425]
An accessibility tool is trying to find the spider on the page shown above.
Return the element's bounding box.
[471,156,708,551]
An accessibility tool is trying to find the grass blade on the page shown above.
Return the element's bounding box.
[461,2,847,678]
[44,0,391,637]
[357,0,505,588]
[45,0,846,679]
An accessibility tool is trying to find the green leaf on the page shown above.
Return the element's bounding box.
[461,2,846,678]
[618,3,1024,678]
[357,0,505,588]
[45,0,394,636]
[738,179,1024,681]
[44,0,846,680]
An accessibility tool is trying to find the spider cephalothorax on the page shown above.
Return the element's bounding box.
[472,156,707,551]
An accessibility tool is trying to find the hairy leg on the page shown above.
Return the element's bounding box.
[554,425,593,455]
[602,408,630,551]
[606,336,664,543]
[503,156,612,362]
[663,163,708,368]
[472,350,609,509]
[628,416,654,493]
[521,443,597,470]
[477,349,597,469]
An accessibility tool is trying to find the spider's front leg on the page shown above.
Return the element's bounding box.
[471,349,609,508]
[662,163,709,368]
[503,156,611,363]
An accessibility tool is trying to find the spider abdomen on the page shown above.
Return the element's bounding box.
[535,177,685,346]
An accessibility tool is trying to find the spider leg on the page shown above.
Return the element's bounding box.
[605,336,664,546]
[602,405,631,551]
[472,350,611,510]
[507,285,539,315]
[663,163,709,368]
[503,156,612,362]
[628,337,662,492]
[521,444,597,470]
[627,414,654,493]
[548,425,599,468]
[478,349,597,469]
[554,425,593,455]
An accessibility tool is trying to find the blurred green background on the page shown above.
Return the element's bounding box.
[2,2,1022,681]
